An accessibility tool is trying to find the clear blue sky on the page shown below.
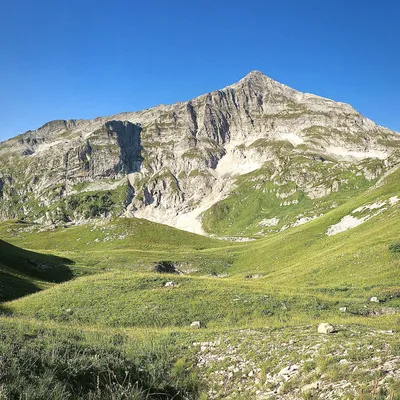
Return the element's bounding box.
[1,0,399,141]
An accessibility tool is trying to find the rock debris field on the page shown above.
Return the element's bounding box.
[191,326,400,399]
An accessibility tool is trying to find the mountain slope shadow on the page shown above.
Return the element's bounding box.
[0,240,74,283]
[0,269,40,302]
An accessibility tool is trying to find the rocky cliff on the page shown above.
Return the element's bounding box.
[1,71,399,236]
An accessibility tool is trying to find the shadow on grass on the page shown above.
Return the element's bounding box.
[0,240,75,302]
[0,240,74,283]
[0,270,41,302]
[0,302,7,314]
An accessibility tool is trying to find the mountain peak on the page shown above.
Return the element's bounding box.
[233,70,284,90]
[244,70,265,78]
[240,70,267,83]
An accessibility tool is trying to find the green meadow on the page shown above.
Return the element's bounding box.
[0,167,399,398]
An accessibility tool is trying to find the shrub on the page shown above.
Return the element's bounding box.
[389,243,400,253]
[154,261,180,274]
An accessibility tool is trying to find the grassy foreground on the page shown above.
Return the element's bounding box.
[0,317,202,399]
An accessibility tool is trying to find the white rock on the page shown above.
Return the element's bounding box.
[190,321,201,329]
[293,215,319,227]
[339,307,347,312]
[165,281,176,287]
[301,381,321,393]
[326,215,368,236]
[277,364,299,380]
[370,297,380,303]
[318,323,335,334]
[258,217,279,227]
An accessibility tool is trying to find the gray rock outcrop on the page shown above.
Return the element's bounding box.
[0,71,399,234]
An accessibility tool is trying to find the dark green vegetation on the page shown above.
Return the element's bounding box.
[389,243,400,254]
[65,189,127,219]
[0,166,399,398]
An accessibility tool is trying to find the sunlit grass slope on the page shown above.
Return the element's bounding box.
[0,218,234,276]
[231,166,400,289]
[0,218,224,253]
[5,269,399,330]
[0,166,399,334]
[1,165,400,399]
[4,168,400,331]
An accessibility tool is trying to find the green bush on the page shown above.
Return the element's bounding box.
[389,243,400,253]
[67,191,117,218]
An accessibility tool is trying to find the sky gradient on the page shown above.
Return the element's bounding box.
[1,0,399,141]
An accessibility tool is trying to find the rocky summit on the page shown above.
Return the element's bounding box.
[1,70,399,237]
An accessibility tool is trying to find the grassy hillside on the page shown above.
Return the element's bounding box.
[0,218,232,277]
[1,166,400,398]
[0,217,225,254]
[230,166,400,288]
[202,154,387,237]
[3,167,400,331]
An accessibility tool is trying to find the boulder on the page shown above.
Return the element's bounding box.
[370,297,379,303]
[165,281,176,287]
[190,321,201,329]
[339,307,347,312]
[277,364,299,381]
[318,323,335,334]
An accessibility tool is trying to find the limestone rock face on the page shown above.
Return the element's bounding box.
[0,71,399,233]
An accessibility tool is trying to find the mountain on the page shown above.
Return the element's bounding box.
[1,71,399,237]
[1,71,400,399]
